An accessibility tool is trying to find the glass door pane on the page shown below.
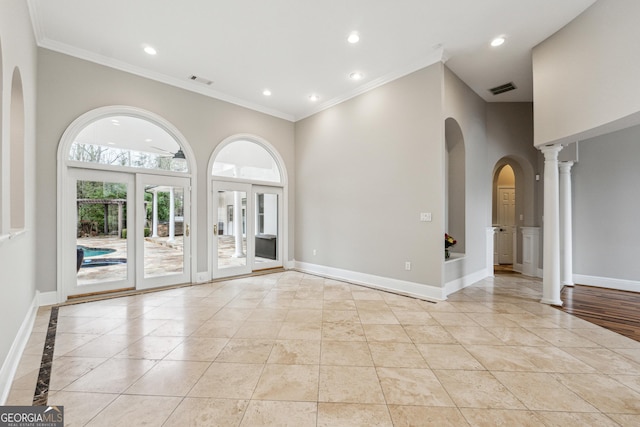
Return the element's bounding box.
[71,170,134,295]
[213,182,252,278]
[138,175,191,289]
[253,187,282,270]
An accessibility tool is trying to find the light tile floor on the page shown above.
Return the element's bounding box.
[7,271,640,426]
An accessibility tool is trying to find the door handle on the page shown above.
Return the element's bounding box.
[214,224,218,235]
[185,224,190,237]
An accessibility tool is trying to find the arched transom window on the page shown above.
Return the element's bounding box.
[68,115,188,173]
[212,139,281,183]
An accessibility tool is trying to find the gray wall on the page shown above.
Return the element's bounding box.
[443,67,489,283]
[573,125,640,283]
[486,103,541,266]
[533,0,640,146]
[0,0,38,392]
[36,49,296,292]
[295,64,445,288]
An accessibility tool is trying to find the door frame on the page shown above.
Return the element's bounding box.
[136,174,192,290]
[211,181,254,279]
[66,168,136,296]
[252,185,284,271]
[57,106,197,303]
[207,134,289,282]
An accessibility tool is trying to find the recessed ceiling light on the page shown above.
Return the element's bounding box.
[490,36,505,47]
[107,142,116,145]
[263,89,272,96]
[309,94,319,102]
[145,138,152,142]
[349,72,363,81]
[347,32,360,44]
[111,119,120,126]
[144,46,157,55]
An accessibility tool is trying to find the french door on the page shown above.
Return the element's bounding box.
[67,169,190,297]
[137,174,191,289]
[212,182,283,279]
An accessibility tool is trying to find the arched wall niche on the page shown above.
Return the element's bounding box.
[10,66,25,230]
[445,117,465,254]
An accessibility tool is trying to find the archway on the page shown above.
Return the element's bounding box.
[445,118,465,255]
[10,67,25,230]
[491,156,536,273]
[208,134,288,279]
[57,106,196,300]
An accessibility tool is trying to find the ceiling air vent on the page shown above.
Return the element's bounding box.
[189,75,214,86]
[489,82,516,96]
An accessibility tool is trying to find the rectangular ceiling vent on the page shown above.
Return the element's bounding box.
[489,82,516,95]
[189,75,214,86]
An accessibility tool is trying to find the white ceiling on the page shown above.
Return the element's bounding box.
[28,0,596,122]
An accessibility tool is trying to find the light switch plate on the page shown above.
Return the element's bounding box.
[420,212,432,222]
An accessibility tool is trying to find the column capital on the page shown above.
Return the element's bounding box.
[540,144,563,159]
[559,161,574,173]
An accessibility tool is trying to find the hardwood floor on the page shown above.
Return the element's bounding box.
[558,284,640,342]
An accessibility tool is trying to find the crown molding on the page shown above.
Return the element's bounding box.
[35,36,296,122]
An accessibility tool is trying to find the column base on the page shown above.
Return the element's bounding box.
[562,281,575,287]
[540,298,563,306]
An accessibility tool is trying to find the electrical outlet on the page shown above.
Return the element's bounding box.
[313,249,317,256]
[420,212,432,222]
[405,261,411,270]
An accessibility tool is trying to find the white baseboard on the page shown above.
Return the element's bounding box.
[513,263,523,273]
[37,290,58,307]
[294,261,446,301]
[573,274,640,293]
[444,268,490,296]
[0,293,39,405]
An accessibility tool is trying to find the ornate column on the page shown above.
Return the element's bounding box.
[168,188,175,243]
[540,145,563,306]
[233,190,245,258]
[151,190,159,238]
[559,161,575,287]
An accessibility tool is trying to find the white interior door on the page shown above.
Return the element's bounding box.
[212,181,253,278]
[69,168,135,296]
[497,187,516,264]
[137,174,191,290]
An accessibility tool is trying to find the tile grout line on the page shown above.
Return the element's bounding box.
[32,306,59,406]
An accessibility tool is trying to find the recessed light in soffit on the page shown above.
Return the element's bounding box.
[347,31,360,44]
[490,36,505,47]
[144,46,157,55]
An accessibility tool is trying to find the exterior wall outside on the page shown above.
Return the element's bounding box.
[36,49,296,293]
[442,67,488,284]
[572,124,640,286]
[0,0,38,396]
[533,0,640,146]
[294,64,445,289]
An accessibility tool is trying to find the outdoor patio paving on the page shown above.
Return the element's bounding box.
[76,235,270,287]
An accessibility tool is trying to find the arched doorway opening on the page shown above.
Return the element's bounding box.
[208,135,287,279]
[491,156,536,273]
[57,106,195,300]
